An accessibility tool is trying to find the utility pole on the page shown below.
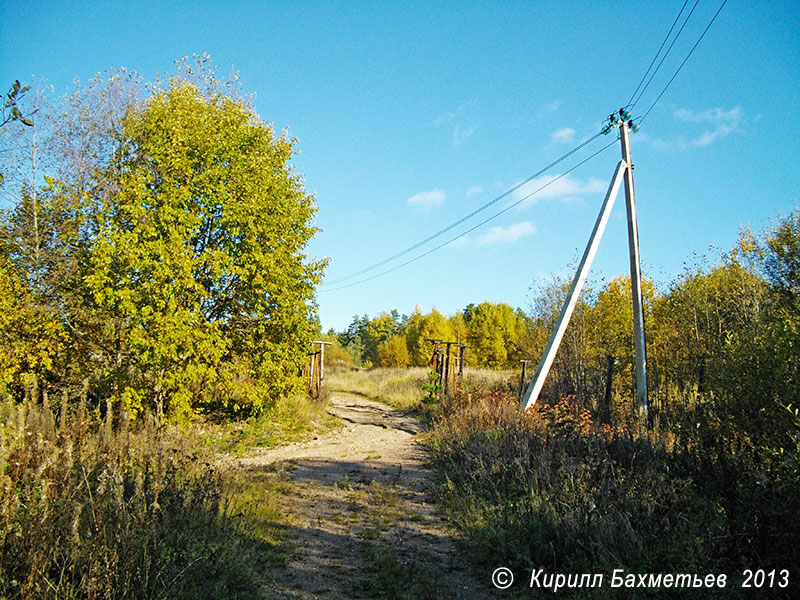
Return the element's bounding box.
[443,341,456,397]
[522,109,648,416]
[458,345,468,379]
[311,341,332,389]
[618,119,649,417]
[425,339,444,395]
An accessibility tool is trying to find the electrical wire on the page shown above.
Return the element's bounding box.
[640,0,729,123]
[321,139,617,293]
[320,131,604,287]
[321,1,730,294]
[625,0,690,110]
[630,0,700,111]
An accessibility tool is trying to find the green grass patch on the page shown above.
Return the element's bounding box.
[200,392,339,455]
[353,544,454,600]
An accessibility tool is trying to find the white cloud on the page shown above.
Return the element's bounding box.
[466,186,483,197]
[673,106,740,124]
[551,127,576,144]
[407,189,445,213]
[650,107,743,150]
[674,106,742,147]
[536,99,561,120]
[452,220,537,248]
[433,99,477,126]
[454,124,477,146]
[511,174,607,208]
[477,221,537,245]
[433,101,478,147]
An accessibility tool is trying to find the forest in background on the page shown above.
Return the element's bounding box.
[328,215,800,446]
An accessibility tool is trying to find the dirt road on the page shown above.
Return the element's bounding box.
[239,393,495,599]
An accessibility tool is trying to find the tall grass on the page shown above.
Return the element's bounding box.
[0,399,266,599]
[327,367,430,410]
[200,391,338,455]
[327,366,515,413]
[428,388,800,598]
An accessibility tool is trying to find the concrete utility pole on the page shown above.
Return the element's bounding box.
[619,117,649,416]
[522,109,648,416]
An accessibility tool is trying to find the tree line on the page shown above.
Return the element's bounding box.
[329,302,531,370]
[0,58,326,420]
[331,211,800,459]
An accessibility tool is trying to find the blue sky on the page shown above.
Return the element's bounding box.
[2,1,798,332]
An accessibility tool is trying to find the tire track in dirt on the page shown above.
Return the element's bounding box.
[239,393,496,599]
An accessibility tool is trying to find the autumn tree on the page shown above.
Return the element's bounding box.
[583,276,655,420]
[360,311,401,366]
[90,78,324,417]
[464,302,523,369]
[0,61,326,419]
[317,333,353,369]
[405,308,454,366]
[0,257,66,393]
[377,335,411,368]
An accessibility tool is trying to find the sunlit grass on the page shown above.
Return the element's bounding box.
[327,366,518,412]
[200,392,339,455]
[0,399,273,599]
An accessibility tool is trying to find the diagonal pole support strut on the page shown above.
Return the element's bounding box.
[522,160,627,411]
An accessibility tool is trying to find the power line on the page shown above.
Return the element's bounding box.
[640,0,729,123]
[625,0,690,109]
[321,131,604,287]
[321,2,731,295]
[630,0,700,111]
[321,139,617,293]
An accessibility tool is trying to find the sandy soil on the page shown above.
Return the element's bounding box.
[238,393,497,599]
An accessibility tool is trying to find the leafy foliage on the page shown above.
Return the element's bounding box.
[0,80,34,132]
[0,61,325,419]
[463,302,524,368]
[429,388,800,598]
[424,211,800,597]
[376,335,411,368]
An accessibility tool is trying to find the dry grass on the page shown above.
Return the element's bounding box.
[427,388,800,598]
[0,399,285,599]
[327,367,430,410]
[327,366,517,413]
